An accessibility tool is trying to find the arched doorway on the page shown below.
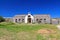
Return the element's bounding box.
[28,18,31,23]
[25,13,34,23]
[27,15,31,23]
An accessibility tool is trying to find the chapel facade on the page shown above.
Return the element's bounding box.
[12,12,51,24]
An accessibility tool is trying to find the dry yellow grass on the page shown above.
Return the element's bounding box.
[0,22,60,40]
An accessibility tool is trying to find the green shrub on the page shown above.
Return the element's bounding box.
[0,16,5,22]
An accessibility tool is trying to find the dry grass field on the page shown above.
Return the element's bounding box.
[0,22,60,40]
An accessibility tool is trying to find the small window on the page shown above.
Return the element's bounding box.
[15,19,17,22]
[22,19,24,20]
[44,19,46,20]
[19,19,21,21]
[40,19,42,20]
[38,21,41,23]
[28,15,30,17]
[36,19,38,21]
[22,19,24,22]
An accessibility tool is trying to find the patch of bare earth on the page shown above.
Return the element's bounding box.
[37,29,58,40]
[37,29,56,34]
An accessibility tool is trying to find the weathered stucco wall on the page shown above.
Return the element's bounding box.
[12,14,51,24]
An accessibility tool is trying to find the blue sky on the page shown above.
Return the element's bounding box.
[0,0,60,18]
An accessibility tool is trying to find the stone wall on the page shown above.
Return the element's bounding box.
[33,14,50,24]
[50,18,60,24]
[13,15,26,23]
[4,14,60,24]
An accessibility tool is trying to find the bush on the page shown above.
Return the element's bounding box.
[0,16,5,22]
